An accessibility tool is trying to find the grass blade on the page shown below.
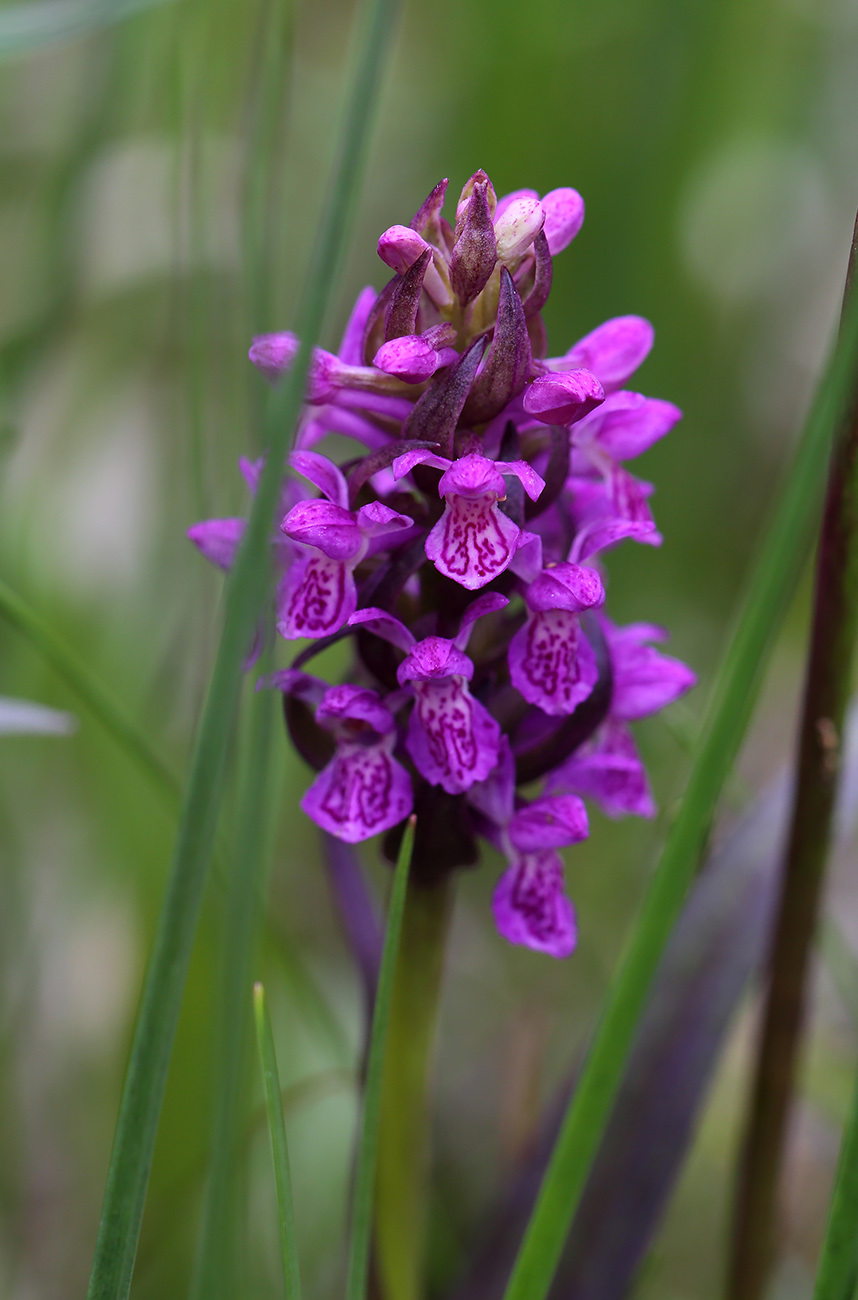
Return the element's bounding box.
[85,0,404,1291]
[346,817,415,1300]
[254,982,302,1300]
[501,275,858,1300]
[812,1067,858,1300]
[0,576,178,801]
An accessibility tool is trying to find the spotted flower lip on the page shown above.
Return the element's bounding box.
[349,594,508,794]
[260,675,413,842]
[393,449,545,591]
[508,562,605,716]
[277,451,413,640]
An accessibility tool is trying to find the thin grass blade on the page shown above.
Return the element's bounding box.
[812,1068,858,1300]
[85,0,404,1291]
[0,576,178,800]
[501,276,858,1300]
[254,982,302,1300]
[346,817,415,1300]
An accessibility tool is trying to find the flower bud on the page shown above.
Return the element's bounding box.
[450,180,497,306]
[523,369,604,425]
[540,188,585,254]
[455,169,497,231]
[377,224,431,274]
[248,331,299,382]
[373,334,458,384]
[493,197,545,261]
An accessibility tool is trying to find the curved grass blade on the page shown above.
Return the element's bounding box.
[346,817,415,1300]
[85,0,404,1291]
[254,982,302,1300]
[501,278,858,1300]
[0,0,169,58]
[0,576,178,801]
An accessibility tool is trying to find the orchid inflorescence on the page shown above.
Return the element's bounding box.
[189,170,695,959]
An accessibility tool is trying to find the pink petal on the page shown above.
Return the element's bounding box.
[540,187,585,255]
[576,391,682,462]
[494,188,539,221]
[277,552,357,639]
[562,316,654,392]
[454,591,510,648]
[406,680,500,793]
[289,449,349,508]
[509,610,598,716]
[425,497,521,590]
[525,563,605,613]
[494,197,545,260]
[315,684,395,735]
[523,370,604,426]
[302,741,413,842]
[467,734,516,826]
[338,286,378,366]
[549,722,656,819]
[280,499,365,561]
[348,607,416,652]
[187,518,245,571]
[492,851,577,958]
[248,331,299,381]
[508,794,589,852]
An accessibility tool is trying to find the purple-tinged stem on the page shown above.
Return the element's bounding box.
[727,214,858,1300]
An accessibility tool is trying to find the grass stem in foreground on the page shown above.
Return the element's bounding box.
[254,982,302,1300]
[501,248,858,1300]
[727,215,858,1300]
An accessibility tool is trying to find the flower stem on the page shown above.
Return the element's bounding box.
[728,215,858,1300]
[374,872,454,1300]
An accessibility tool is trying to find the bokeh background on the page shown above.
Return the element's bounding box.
[2,0,858,1297]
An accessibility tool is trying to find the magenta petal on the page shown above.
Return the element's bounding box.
[579,391,683,462]
[494,197,545,260]
[289,449,349,508]
[467,734,516,826]
[608,627,697,721]
[398,636,473,684]
[406,680,501,794]
[302,740,413,842]
[280,499,365,561]
[509,610,598,716]
[508,794,589,852]
[187,518,245,571]
[249,331,299,381]
[495,458,546,501]
[349,606,416,652]
[338,286,378,366]
[437,453,508,499]
[540,187,585,255]
[426,497,521,590]
[256,669,328,702]
[523,370,604,425]
[373,335,441,383]
[315,684,395,735]
[277,552,357,639]
[355,501,414,540]
[563,316,654,392]
[492,851,577,958]
[494,188,539,221]
[392,448,451,480]
[549,722,656,819]
[454,591,510,648]
[525,563,605,614]
[509,531,544,583]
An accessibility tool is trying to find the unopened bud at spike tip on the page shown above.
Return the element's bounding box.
[494,198,545,261]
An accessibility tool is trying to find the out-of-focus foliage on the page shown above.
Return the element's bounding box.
[1,1,857,1298]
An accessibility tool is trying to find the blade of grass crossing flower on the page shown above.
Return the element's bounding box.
[189,675,280,1300]
[85,0,404,1293]
[813,1064,858,1300]
[501,279,858,1300]
[254,983,302,1300]
[346,817,415,1300]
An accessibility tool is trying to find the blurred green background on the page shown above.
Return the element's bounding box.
[1,0,858,1296]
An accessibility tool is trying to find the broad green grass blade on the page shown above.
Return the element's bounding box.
[85,0,404,1292]
[189,676,280,1300]
[502,283,858,1300]
[813,1065,858,1300]
[0,576,178,802]
[254,982,302,1300]
[346,818,415,1300]
[0,0,169,58]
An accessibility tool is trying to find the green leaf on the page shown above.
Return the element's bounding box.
[85,0,404,1291]
[346,817,415,1300]
[812,1064,858,1300]
[502,282,858,1300]
[254,982,302,1300]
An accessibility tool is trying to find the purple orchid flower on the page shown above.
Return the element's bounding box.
[392,449,545,590]
[548,619,696,818]
[349,593,508,794]
[260,673,413,842]
[278,451,414,640]
[508,560,606,715]
[469,738,587,957]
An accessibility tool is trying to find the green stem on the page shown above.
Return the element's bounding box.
[813,1072,858,1300]
[374,874,453,1300]
[727,217,858,1300]
[254,983,302,1300]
